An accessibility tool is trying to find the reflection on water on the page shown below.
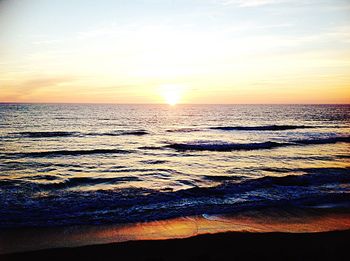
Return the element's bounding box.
[1,209,350,254]
[0,104,349,227]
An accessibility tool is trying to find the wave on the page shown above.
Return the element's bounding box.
[1,149,131,158]
[166,128,201,133]
[140,159,168,165]
[120,130,148,136]
[12,130,149,138]
[206,167,350,183]
[210,125,317,131]
[203,175,245,181]
[86,130,149,136]
[14,131,78,138]
[337,155,350,159]
[38,176,140,189]
[167,125,318,133]
[165,141,285,151]
[249,170,350,187]
[193,168,350,195]
[1,166,347,189]
[165,136,350,152]
[295,136,350,145]
[1,167,348,227]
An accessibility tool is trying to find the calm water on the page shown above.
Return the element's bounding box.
[0,104,349,228]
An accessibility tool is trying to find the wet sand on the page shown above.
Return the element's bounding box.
[2,230,349,261]
[1,210,350,260]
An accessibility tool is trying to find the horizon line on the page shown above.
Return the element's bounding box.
[0,102,349,106]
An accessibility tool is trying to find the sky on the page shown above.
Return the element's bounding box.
[0,0,349,104]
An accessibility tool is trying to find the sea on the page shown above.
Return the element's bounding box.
[0,104,349,228]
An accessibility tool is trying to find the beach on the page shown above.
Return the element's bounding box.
[2,229,349,261]
[1,209,350,260]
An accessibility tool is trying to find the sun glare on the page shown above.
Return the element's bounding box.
[160,84,184,106]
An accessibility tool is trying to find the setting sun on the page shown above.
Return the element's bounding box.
[0,1,350,258]
[160,84,185,105]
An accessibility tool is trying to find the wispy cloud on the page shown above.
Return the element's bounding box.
[1,76,76,101]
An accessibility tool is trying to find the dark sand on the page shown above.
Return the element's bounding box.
[2,210,350,260]
[2,230,349,261]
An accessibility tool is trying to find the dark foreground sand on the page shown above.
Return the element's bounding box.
[2,230,349,261]
[2,210,350,260]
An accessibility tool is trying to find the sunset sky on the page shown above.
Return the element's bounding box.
[0,0,349,104]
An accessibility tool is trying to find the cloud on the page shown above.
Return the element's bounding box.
[22,76,75,89]
[1,76,76,100]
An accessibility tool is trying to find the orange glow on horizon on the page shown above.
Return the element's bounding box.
[0,1,350,104]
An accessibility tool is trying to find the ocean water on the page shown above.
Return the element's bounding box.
[0,104,349,228]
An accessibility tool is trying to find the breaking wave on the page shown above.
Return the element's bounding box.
[14,131,78,138]
[0,167,348,228]
[12,130,149,138]
[165,136,350,151]
[210,125,317,131]
[165,141,283,151]
[86,130,149,136]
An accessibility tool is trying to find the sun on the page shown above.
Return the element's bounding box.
[160,84,184,106]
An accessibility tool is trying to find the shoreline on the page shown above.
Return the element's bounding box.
[2,229,349,261]
[1,209,350,257]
